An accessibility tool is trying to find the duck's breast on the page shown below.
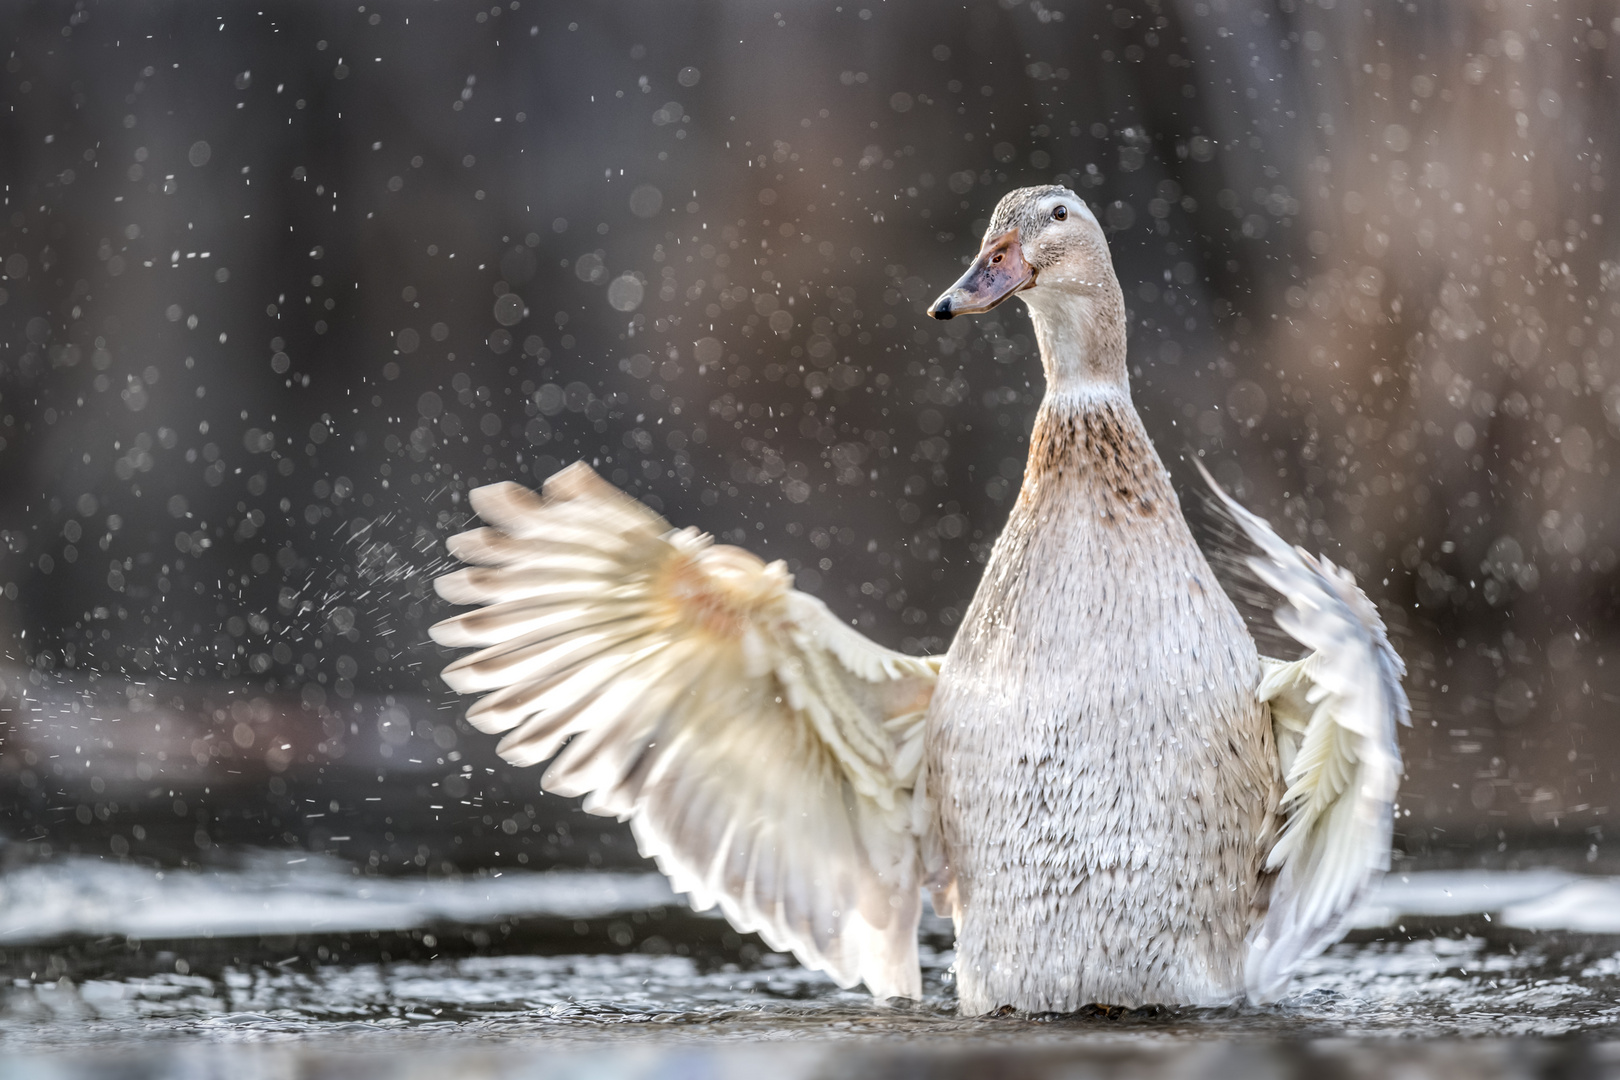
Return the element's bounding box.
[925,410,1277,1010]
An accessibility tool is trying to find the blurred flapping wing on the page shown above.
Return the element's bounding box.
[431,463,940,999]
[1197,462,1409,1004]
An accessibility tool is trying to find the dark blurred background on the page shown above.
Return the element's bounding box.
[1,0,1617,880]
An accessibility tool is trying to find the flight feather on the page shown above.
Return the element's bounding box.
[431,463,940,999]
[1197,461,1408,1003]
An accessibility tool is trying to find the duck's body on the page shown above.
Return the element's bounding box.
[931,393,1277,1011]
[923,190,1281,1010]
[430,185,1408,1014]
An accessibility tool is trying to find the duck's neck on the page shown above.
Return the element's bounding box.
[1016,286,1175,517]
[1020,281,1128,395]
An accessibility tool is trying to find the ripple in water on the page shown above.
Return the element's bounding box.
[5,933,1620,1050]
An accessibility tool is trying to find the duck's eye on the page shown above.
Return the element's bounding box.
[991,253,1003,264]
[1052,205,1068,221]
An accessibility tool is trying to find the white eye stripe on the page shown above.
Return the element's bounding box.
[1040,197,1092,224]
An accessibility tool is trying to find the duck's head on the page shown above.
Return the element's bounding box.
[927,185,1111,320]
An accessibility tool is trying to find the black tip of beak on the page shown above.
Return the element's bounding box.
[928,297,953,320]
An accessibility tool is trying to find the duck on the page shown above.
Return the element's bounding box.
[428,185,1408,1013]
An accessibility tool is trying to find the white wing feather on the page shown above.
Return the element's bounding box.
[431,463,939,999]
[1197,462,1409,1003]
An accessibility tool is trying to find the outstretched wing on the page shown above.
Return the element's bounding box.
[431,463,940,999]
[1197,462,1409,1003]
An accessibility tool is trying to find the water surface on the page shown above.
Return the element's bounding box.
[5,860,1620,1077]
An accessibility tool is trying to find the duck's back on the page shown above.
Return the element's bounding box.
[926,394,1278,1012]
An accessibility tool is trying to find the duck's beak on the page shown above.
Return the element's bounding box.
[927,229,1035,320]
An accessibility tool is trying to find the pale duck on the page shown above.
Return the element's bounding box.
[427,184,1409,1012]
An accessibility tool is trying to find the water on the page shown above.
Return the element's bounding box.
[6,934,1620,1045]
[5,860,1620,1077]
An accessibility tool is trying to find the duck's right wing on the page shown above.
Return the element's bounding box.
[430,464,940,1000]
[1198,462,1409,1003]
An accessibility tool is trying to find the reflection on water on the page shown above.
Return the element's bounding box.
[0,854,681,942]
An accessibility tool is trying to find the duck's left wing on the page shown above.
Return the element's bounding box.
[1197,462,1409,1003]
[429,464,939,1000]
